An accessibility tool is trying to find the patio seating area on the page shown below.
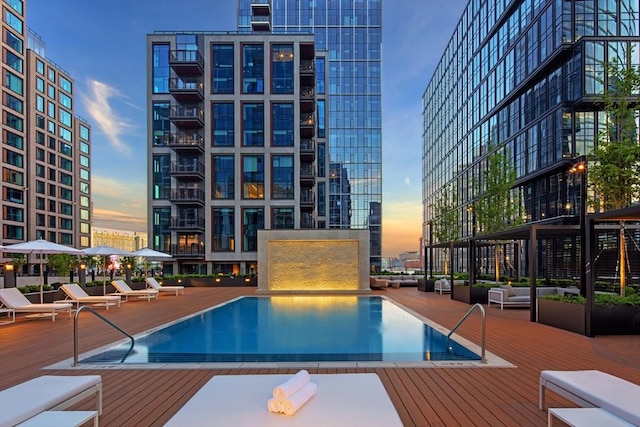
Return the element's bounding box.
[1,287,638,426]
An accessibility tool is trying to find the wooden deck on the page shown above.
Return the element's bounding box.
[1,287,638,426]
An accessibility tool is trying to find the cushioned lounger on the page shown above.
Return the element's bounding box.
[165,373,402,426]
[539,370,640,426]
[0,375,102,427]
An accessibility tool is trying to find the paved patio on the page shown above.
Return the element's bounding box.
[1,287,638,426]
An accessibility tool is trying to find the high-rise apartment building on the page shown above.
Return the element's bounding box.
[147,31,326,275]
[238,0,384,270]
[422,0,639,278]
[2,0,91,269]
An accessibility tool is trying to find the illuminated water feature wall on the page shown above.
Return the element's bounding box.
[257,230,370,293]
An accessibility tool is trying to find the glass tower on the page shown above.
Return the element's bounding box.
[422,0,640,279]
[238,0,383,270]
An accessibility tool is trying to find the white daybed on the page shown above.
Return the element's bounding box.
[539,370,640,426]
[0,375,102,427]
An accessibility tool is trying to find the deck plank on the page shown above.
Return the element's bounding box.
[1,286,639,426]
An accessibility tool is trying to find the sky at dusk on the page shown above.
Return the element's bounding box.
[27,0,467,257]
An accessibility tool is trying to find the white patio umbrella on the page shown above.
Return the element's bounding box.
[132,248,173,278]
[84,245,134,295]
[3,239,85,303]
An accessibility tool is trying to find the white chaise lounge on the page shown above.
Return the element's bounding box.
[539,370,640,426]
[111,280,159,302]
[0,375,102,427]
[0,288,72,321]
[145,277,184,296]
[60,283,122,309]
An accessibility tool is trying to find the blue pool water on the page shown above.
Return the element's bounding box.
[81,296,481,364]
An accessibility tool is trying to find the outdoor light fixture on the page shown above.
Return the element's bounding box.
[80,263,86,270]
[5,264,14,271]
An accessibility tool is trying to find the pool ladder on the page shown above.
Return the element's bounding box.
[446,303,486,364]
[73,305,135,367]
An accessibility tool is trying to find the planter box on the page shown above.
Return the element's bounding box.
[23,290,59,304]
[452,284,489,304]
[418,279,435,292]
[537,298,586,335]
[159,277,257,287]
[537,298,640,335]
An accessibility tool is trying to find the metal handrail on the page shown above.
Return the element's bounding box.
[73,305,135,367]
[446,303,486,364]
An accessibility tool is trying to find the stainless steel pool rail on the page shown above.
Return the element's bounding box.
[446,303,486,364]
[73,305,135,367]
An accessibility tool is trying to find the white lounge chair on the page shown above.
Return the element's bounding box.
[0,288,72,321]
[0,375,102,427]
[60,284,121,309]
[434,279,451,294]
[145,277,184,296]
[110,280,158,302]
[539,370,640,426]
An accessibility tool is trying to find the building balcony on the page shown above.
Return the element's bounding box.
[300,60,315,74]
[300,139,315,161]
[170,243,205,257]
[169,188,205,205]
[300,213,315,229]
[169,77,204,102]
[170,216,205,232]
[251,14,271,32]
[169,160,205,181]
[300,114,315,138]
[300,190,315,211]
[167,132,204,153]
[169,50,204,76]
[251,0,271,14]
[300,164,315,185]
[170,105,204,128]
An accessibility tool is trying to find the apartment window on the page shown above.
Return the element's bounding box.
[48,120,55,133]
[212,155,234,199]
[271,44,294,94]
[5,70,23,94]
[80,209,90,220]
[242,155,264,199]
[48,183,56,196]
[4,149,23,167]
[80,182,89,194]
[242,44,264,94]
[272,103,294,146]
[4,225,23,240]
[48,68,55,82]
[272,207,294,229]
[36,58,44,74]
[36,213,45,226]
[80,196,89,207]
[59,109,72,126]
[48,215,56,227]
[4,93,22,113]
[60,76,72,93]
[48,101,55,118]
[317,100,326,138]
[60,172,72,186]
[48,136,56,149]
[2,167,23,186]
[242,208,263,252]
[212,103,234,146]
[316,58,325,94]
[6,131,23,149]
[318,143,326,177]
[60,233,73,245]
[35,180,44,194]
[4,205,23,222]
[60,218,73,230]
[80,155,89,167]
[212,207,235,251]
[59,127,71,141]
[5,187,24,204]
[36,94,44,112]
[80,141,89,154]
[80,125,89,140]
[272,155,293,199]
[60,158,72,171]
[80,169,89,180]
[5,50,22,73]
[49,167,56,180]
[59,92,71,109]
[36,148,44,161]
[48,152,56,165]
[36,164,45,177]
[6,0,22,14]
[152,44,170,93]
[48,84,55,98]
[36,197,44,209]
[36,77,44,92]
[5,29,22,53]
[153,155,171,199]
[242,103,264,146]
[212,44,234,94]
[81,223,90,233]
[4,9,22,34]
[6,112,23,131]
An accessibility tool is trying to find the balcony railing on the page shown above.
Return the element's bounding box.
[170,161,205,181]
[170,243,205,257]
[170,188,205,204]
[170,217,205,230]
[300,60,315,72]
[169,77,204,101]
[170,105,204,128]
[169,50,204,75]
[300,214,315,229]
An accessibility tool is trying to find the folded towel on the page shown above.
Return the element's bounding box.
[273,370,310,401]
[267,398,281,413]
[280,382,317,416]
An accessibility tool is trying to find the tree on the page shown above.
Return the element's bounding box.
[48,254,78,276]
[588,53,640,297]
[473,143,521,283]
[432,183,460,275]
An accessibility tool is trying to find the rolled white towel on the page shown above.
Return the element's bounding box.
[267,398,281,413]
[273,370,310,401]
[280,382,317,416]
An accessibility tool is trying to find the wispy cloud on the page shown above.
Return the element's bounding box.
[91,175,147,232]
[81,79,136,155]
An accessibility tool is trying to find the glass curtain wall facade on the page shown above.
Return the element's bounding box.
[422,0,639,279]
[238,0,384,270]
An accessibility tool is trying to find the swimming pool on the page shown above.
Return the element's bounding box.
[79,296,482,364]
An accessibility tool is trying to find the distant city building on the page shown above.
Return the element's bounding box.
[2,0,92,273]
[91,227,147,253]
[238,0,384,271]
[422,0,640,278]
[147,30,327,275]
